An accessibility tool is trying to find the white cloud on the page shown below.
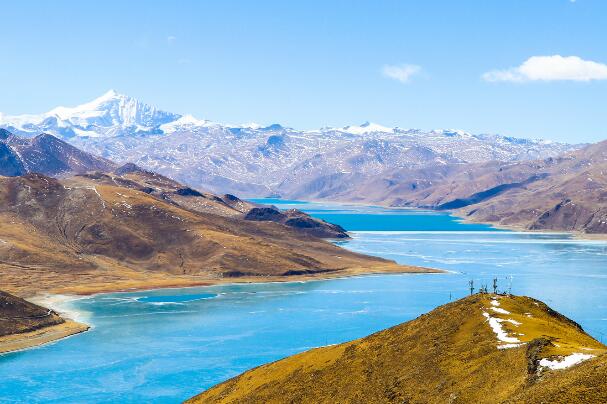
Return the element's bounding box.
[167,36,177,45]
[483,55,607,82]
[382,64,422,83]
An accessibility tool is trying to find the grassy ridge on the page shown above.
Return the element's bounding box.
[187,294,606,403]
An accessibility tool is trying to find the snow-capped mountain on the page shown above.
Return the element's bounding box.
[0,91,582,197]
[0,90,180,139]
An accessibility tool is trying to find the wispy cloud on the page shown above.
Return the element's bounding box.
[381,64,422,83]
[483,55,607,82]
[167,35,177,45]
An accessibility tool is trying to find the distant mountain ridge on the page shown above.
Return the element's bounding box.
[0,91,581,197]
[312,140,607,234]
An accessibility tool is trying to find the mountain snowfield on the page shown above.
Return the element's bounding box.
[0,90,581,196]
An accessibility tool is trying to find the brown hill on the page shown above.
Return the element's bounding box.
[91,163,348,238]
[0,290,64,337]
[0,171,432,297]
[0,290,89,354]
[187,294,606,404]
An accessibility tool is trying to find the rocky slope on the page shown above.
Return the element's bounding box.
[187,294,606,404]
[0,91,578,196]
[0,169,431,297]
[0,290,88,354]
[0,129,114,176]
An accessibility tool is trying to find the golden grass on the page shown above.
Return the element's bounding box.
[489,295,605,358]
[0,175,439,298]
[187,295,606,404]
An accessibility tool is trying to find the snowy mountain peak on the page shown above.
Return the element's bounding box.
[49,89,179,128]
[341,122,395,134]
[0,91,577,164]
[1,90,180,138]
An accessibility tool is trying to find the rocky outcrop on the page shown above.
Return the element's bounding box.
[244,207,349,238]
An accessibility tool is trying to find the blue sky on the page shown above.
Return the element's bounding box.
[1,0,606,143]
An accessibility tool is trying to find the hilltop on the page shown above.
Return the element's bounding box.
[188,294,606,403]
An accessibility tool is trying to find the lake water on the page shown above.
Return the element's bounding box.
[2,200,607,403]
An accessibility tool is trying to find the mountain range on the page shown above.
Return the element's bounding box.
[0,128,114,177]
[2,91,606,235]
[0,91,580,197]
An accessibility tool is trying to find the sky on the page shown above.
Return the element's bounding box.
[1,0,606,143]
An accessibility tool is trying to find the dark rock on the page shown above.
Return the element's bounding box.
[114,163,146,176]
[244,207,287,222]
[244,207,349,239]
[175,187,204,197]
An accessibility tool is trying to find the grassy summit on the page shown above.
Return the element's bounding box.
[187,294,606,404]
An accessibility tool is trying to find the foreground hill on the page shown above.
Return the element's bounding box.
[188,294,606,404]
[0,290,88,354]
[0,168,430,297]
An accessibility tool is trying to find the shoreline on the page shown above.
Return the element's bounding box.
[456,215,607,241]
[0,321,90,355]
[0,294,92,356]
[276,197,607,241]
[37,262,442,298]
[0,263,442,355]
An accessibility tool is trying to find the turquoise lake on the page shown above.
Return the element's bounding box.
[2,200,607,403]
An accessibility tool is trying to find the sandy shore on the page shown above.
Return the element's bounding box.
[44,262,441,297]
[456,216,607,241]
[1,294,91,355]
[0,320,89,355]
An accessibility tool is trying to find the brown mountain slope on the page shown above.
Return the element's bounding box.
[85,163,348,238]
[291,140,607,234]
[456,141,607,233]
[0,290,88,354]
[0,172,432,297]
[187,294,606,404]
